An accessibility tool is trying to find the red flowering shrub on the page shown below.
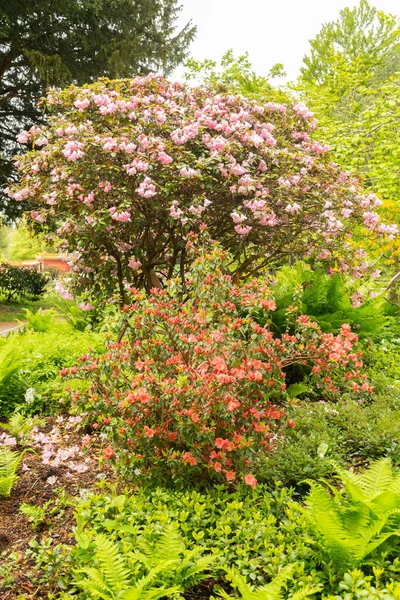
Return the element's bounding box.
[65,247,371,487]
[7,75,395,301]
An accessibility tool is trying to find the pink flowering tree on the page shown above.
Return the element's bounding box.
[7,75,395,302]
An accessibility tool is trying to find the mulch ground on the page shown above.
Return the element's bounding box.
[0,416,116,599]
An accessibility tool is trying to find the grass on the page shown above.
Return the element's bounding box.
[0,295,60,322]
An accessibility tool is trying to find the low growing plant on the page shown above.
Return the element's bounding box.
[73,525,215,599]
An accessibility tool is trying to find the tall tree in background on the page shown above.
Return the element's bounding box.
[298,0,400,271]
[301,0,400,87]
[0,0,196,220]
[298,1,400,199]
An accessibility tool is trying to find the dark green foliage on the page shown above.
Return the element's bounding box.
[0,0,196,220]
[0,263,48,300]
[260,393,400,491]
[29,484,400,597]
[52,485,306,590]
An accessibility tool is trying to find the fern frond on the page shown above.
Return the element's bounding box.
[0,447,23,496]
[357,458,394,499]
[178,553,215,584]
[256,564,296,598]
[304,481,346,537]
[149,525,185,564]
[121,585,181,600]
[75,566,109,599]
[331,462,367,504]
[360,529,400,561]
[94,534,131,592]
[133,559,180,593]
[289,584,321,599]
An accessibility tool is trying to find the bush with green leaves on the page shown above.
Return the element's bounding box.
[260,393,400,491]
[0,323,103,416]
[0,263,49,300]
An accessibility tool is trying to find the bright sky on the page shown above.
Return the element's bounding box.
[174,0,400,82]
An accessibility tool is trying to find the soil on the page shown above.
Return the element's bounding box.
[0,416,116,599]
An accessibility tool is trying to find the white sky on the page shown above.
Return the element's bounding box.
[174,0,400,82]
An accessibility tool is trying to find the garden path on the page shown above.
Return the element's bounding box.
[0,322,25,337]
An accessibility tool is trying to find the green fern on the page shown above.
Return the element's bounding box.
[19,501,51,529]
[215,564,319,599]
[271,264,388,337]
[23,307,56,332]
[303,458,400,571]
[2,412,43,443]
[0,447,23,496]
[74,526,214,599]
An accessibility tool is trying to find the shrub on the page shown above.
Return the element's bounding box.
[269,263,389,337]
[8,76,394,300]
[261,393,400,491]
[67,248,371,487]
[0,263,48,300]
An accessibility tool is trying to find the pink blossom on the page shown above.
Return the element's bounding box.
[351,291,365,308]
[65,124,78,135]
[234,224,252,236]
[98,181,112,192]
[55,281,73,301]
[11,187,31,201]
[170,204,183,219]
[180,166,198,178]
[311,141,329,153]
[79,302,95,311]
[363,211,380,230]
[136,177,157,198]
[30,211,45,223]
[128,259,142,270]
[74,98,90,110]
[102,137,118,151]
[158,151,173,164]
[285,203,301,214]
[231,211,247,224]
[62,140,85,162]
[17,130,29,144]
[109,208,131,222]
